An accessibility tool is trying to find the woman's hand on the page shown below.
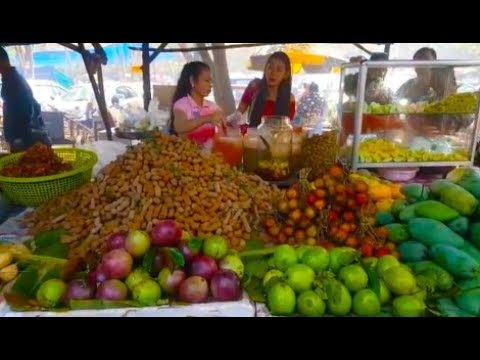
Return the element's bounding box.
[209,110,226,127]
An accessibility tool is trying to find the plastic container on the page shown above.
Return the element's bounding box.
[377,167,419,182]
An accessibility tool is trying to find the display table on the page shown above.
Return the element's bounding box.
[0,294,256,317]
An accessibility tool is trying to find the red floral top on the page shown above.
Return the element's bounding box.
[241,79,296,120]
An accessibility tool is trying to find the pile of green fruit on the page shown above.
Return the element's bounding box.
[376,172,480,317]
[424,92,478,114]
[242,244,427,317]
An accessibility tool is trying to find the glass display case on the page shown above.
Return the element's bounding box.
[337,60,480,171]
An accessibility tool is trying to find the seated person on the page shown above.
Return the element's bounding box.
[396,47,437,102]
[169,61,225,148]
[344,52,393,105]
[229,51,296,128]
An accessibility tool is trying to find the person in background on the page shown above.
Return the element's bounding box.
[298,82,310,102]
[170,61,225,148]
[0,46,51,153]
[431,67,457,99]
[296,82,326,124]
[344,52,392,104]
[108,96,123,128]
[228,51,296,128]
[396,47,438,102]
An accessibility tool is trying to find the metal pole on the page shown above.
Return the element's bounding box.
[342,60,480,69]
[384,44,391,58]
[336,67,346,159]
[142,43,151,112]
[352,64,368,171]
[470,96,480,165]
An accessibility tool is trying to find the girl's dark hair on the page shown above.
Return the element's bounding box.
[248,51,292,127]
[169,61,211,134]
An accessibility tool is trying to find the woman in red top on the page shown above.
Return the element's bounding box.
[231,51,296,128]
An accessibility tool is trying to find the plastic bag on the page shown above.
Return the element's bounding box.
[226,111,247,128]
[147,98,169,130]
[78,140,128,177]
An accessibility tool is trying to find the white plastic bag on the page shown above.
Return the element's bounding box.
[78,140,128,177]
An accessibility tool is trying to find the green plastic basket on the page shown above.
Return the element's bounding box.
[0,148,98,208]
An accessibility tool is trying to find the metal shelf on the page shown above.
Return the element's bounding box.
[357,161,471,169]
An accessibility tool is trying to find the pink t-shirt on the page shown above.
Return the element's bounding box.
[173,95,219,146]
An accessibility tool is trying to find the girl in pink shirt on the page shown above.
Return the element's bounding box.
[169,62,225,147]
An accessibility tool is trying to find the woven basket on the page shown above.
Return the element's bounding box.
[0,148,98,207]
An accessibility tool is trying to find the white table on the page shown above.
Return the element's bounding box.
[0,293,256,317]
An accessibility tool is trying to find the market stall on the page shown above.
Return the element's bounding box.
[1,57,480,318]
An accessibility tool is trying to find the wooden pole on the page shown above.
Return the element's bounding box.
[142,43,151,111]
[78,43,113,141]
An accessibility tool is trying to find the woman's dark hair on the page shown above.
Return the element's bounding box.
[169,61,211,134]
[248,51,292,127]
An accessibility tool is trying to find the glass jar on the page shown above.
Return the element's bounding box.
[212,128,243,167]
[291,127,306,173]
[243,128,259,174]
[254,116,293,181]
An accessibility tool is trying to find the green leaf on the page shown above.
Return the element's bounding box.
[243,239,265,252]
[16,254,68,269]
[169,248,185,268]
[244,260,269,279]
[142,248,157,273]
[187,238,203,255]
[363,264,381,298]
[11,265,39,299]
[33,230,66,250]
[9,263,63,300]
[379,306,394,317]
[35,243,69,259]
[243,277,266,303]
[239,248,275,260]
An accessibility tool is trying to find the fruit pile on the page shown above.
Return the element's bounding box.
[424,92,478,114]
[0,143,73,178]
[23,134,280,267]
[301,131,339,181]
[0,243,29,288]
[372,175,480,317]
[358,139,469,163]
[5,221,245,311]
[265,166,399,257]
[349,171,404,212]
[243,244,427,317]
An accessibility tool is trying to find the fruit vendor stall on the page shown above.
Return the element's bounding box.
[2,59,480,316]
